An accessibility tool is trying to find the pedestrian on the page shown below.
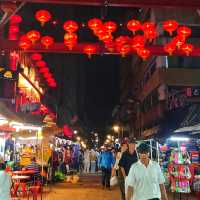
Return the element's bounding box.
[90,149,97,173]
[112,142,128,200]
[126,143,168,200]
[0,162,11,200]
[99,146,115,190]
[118,138,138,200]
[84,148,90,173]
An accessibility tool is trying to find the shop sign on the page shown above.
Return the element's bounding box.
[0,67,17,80]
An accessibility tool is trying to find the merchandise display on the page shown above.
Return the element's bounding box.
[168,150,191,193]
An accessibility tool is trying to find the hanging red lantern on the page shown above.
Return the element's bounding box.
[64,32,78,42]
[177,26,191,38]
[35,10,51,26]
[10,15,22,24]
[171,35,185,49]
[104,21,117,34]
[131,35,145,50]
[41,36,54,48]
[115,36,131,48]
[99,32,113,43]
[164,43,176,55]
[137,48,150,60]
[83,44,97,58]
[49,82,57,88]
[163,20,178,36]
[88,18,103,31]
[142,22,155,32]
[39,67,49,73]
[31,53,42,61]
[26,30,41,43]
[127,19,141,34]
[181,43,193,56]
[144,29,158,42]
[36,60,46,68]
[18,35,32,50]
[43,72,52,79]
[63,20,79,33]
[64,32,77,50]
[105,42,115,53]
[8,25,19,40]
[117,44,131,57]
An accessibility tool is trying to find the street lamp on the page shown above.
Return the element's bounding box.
[113,125,120,132]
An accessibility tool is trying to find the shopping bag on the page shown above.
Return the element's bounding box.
[110,176,118,186]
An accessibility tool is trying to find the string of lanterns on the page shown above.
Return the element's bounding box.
[16,9,193,60]
[30,53,57,88]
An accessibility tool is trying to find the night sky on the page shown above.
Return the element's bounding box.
[16,3,138,133]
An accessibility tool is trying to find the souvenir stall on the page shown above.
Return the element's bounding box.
[159,136,200,199]
[51,135,81,183]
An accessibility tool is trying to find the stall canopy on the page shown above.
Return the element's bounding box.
[155,103,200,140]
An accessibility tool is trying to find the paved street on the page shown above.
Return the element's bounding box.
[41,175,120,200]
[35,175,197,200]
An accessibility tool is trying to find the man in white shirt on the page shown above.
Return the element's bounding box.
[0,163,11,200]
[126,143,168,200]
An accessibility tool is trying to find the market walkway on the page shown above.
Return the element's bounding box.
[41,175,120,200]
[23,174,197,200]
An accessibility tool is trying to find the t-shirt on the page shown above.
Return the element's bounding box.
[126,160,165,200]
[119,150,138,176]
[0,170,11,200]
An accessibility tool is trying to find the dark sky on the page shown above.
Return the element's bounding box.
[16,3,138,131]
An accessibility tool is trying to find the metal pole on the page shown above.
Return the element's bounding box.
[156,141,160,163]
[150,139,153,160]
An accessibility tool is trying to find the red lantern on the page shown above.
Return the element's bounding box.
[88,18,103,31]
[41,36,54,48]
[39,67,49,73]
[117,44,131,57]
[43,72,52,79]
[31,53,42,61]
[177,26,191,38]
[83,44,97,58]
[164,43,176,55]
[127,19,141,34]
[142,22,155,32]
[18,35,32,50]
[36,60,46,68]
[27,30,41,43]
[171,35,185,49]
[47,77,55,83]
[131,35,145,50]
[10,15,22,24]
[63,20,78,33]
[144,29,157,42]
[115,36,131,48]
[163,20,178,36]
[8,25,19,40]
[64,33,77,49]
[137,48,150,60]
[105,42,115,53]
[98,32,113,43]
[181,43,193,56]
[104,21,117,34]
[49,82,57,88]
[35,10,51,26]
